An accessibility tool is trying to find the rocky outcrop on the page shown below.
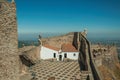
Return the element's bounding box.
[91,44,120,80]
[21,46,40,63]
[19,46,41,74]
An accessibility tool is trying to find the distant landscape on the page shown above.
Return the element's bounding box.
[1,0,120,80]
[18,33,120,60]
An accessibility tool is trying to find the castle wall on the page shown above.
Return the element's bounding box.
[0,1,19,80]
[42,33,74,48]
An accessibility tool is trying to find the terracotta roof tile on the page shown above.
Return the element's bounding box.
[61,43,78,52]
[43,44,60,51]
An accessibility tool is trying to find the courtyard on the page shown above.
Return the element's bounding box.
[29,60,81,80]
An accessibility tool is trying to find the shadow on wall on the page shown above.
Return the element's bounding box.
[72,32,78,49]
[19,55,35,67]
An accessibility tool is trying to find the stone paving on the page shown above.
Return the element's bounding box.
[29,60,81,80]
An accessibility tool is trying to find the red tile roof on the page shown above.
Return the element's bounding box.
[43,43,78,52]
[61,43,78,52]
[43,44,60,51]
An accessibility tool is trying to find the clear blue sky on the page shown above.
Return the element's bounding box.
[16,0,120,39]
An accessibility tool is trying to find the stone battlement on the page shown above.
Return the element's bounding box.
[0,0,19,80]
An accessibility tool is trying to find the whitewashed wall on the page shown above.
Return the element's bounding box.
[59,52,79,61]
[40,46,58,60]
[40,46,79,61]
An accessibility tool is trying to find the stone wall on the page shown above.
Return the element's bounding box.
[72,32,78,50]
[42,32,74,48]
[21,46,40,63]
[19,45,41,76]
[0,1,19,80]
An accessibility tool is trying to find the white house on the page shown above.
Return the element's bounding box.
[40,45,59,60]
[40,43,79,61]
[58,43,79,61]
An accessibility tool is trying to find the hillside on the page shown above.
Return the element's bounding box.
[41,32,74,48]
[92,44,120,80]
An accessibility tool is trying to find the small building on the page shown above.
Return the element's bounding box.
[40,43,79,61]
[40,44,59,60]
[60,43,79,61]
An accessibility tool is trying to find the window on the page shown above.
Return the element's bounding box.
[0,4,1,9]
[73,53,76,56]
[64,53,67,58]
[53,53,56,58]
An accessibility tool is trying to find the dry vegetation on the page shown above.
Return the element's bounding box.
[114,63,120,79]
[98,63,120,80]
[98,65,114,80]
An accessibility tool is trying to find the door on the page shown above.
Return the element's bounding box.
[64,53,67,58]
[59,55,62,61]
[53,53,56,58]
